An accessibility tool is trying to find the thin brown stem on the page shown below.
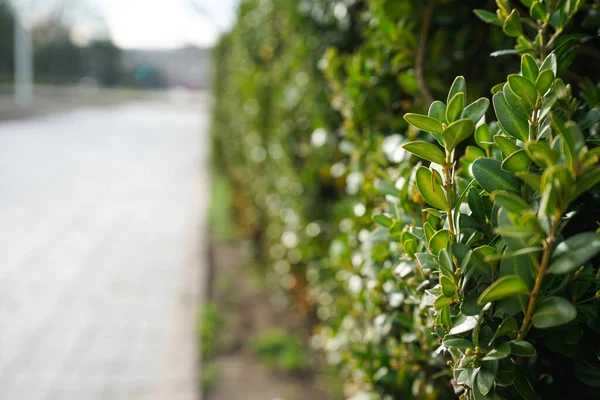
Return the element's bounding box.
[415,0,436,107]
[443,151,455,235]
[517,225,558,340]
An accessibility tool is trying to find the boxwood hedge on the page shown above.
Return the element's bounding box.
[211,0,600,398]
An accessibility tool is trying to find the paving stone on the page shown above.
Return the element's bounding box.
[0,102,207,400]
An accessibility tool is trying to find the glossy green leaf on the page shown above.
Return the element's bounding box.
[416,166,447,209]
[494,135,518,156]
[508,340,537,357]
[515,172,541,192]
[404,113,443,134]
[440,275,457,298]
[474,9,503,26]
[477,275,530,305]
[513,366,537,399]
[447,76,466,105]
[477,359,499,395]
[468,188,487,223]
[388,220,404,237]
[428,100,447,123]
[443,336,475,349]
[373,214,393,228]
[503,9,522,37]
[532,296,577,329]
[526,142,559,168]
[493,190,530,214]
[501,149,531,172]
[530,1,548,20]
[462,98,490,123]
[493,92,529,142]
[438,247,454,277]
[449,313,479,335]
[493,317,518,341]
[402,141,446,165]
[483,342,511,360]
[540,53,557,75]
[503,82,531,120]
[549,232,600,275]
[442,118,475,151]
[472,158,520,194]
[434,295,451,310]
[475,124,492,150]
[446,92,465,123]
[429,229,451,256]
[508,74,538,107]
[520,54,539,82]
[535,69,554,95]
[571,167,600,201]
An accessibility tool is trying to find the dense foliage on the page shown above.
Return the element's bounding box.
[211,0,600,398]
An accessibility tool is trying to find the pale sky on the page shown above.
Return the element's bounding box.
[98,0,238,49]
[13,0,238,49]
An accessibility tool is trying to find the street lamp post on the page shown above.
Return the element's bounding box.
[14,12,33,108]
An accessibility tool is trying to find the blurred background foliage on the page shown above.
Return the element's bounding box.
[211,0,600,398]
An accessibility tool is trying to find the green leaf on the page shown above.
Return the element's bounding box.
[501,149,531,172]
[440,275,456,298]
[467,188,486,224]
[416,252,437,271]
[449,313,479,335]
[438,248,454,277]
[462,98,490,123]
[516,171,541,192]
[526,142,559,168]
[483,342,511,360]
[474,9,503,26]
[388,220,404,237]
[446,92,465,123]
[434,295,451,310]
[475,124,492,150]
[540,53,557,75]
[530,1,548,20]
[477,275,530,305]
[492,190,530,214]
[402,141,446,165]
[549,232,600,275]
[508,74,538,107]
[443,336,475,349]
[493,317,518,341]
[532,296,577,329]
[571,167,600,201]
[416,166,448,209]
[493,92,529,142]
[477,360,499,395]
[535,69,554,95]
[494,135,518,156]
[404,113,443,134]
[520,54,539,82]
[508,340,537,357]
[503,9,522,37]
[472,158,520,194]
[442,118,475,151]
[373,214,393,228]
[447,76,466,105]
[429,229,451,256]
[428,100,447,123]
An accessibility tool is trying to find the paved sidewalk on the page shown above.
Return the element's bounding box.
[0,101,208,399]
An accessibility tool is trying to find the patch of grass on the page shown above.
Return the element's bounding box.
[200,362,220,393]
[209,173,238,242]
[250,329,312,374]
[198,302,224,360]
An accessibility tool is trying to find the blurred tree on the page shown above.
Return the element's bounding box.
[0,2,15,82]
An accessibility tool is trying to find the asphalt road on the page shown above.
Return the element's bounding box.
[0,100,208,399]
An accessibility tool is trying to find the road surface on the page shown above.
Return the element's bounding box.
[0,100,208,400]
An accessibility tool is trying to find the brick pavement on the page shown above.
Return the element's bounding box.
[0,101,208,400]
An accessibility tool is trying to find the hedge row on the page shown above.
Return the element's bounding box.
[211,1,600,398]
